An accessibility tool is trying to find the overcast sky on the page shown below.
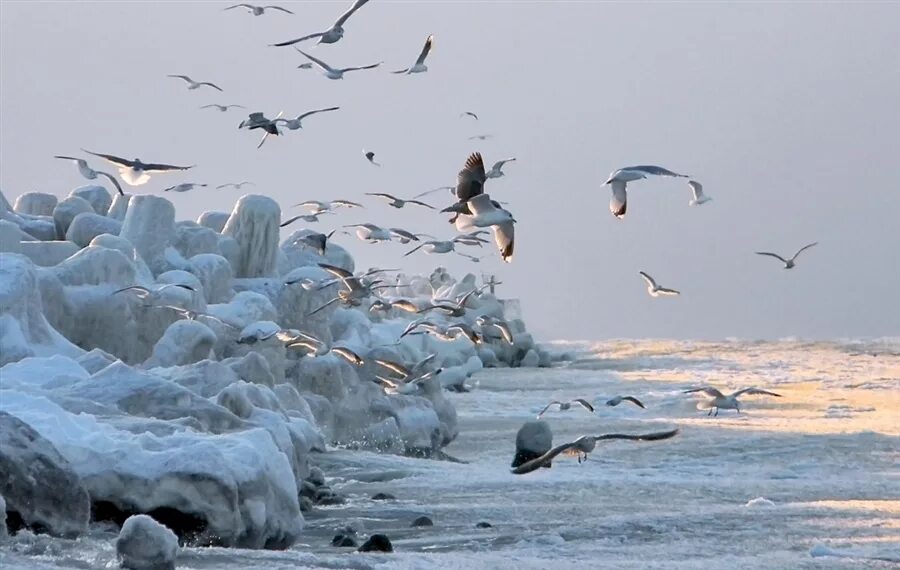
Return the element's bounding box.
[2,1,899,340]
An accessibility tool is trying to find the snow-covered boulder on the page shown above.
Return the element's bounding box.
[188,253,233,304]
[116,514,178,570]
[174,221,220,258]
[18,240,81,267]
[89,233,154,284]
[0,411,91,537]
[13,192,57,217]
[197,211,229,233]
[143,320,217,368]
[52,195,94,239]
[107,193,132,222]
[71,185,112,216]
[221,195,280,278]
[66,212,122,247]
[120,195,176,275]
[512,421,553,468]
[0,220,23,253]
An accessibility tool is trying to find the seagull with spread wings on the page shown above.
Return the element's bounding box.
[200,104,245,112]
[603,165,690,219]
[755,242,818,269]
[296,49,382,80]
[80,149,193,186]
[274,106,340,130]
[684,386,782,416]
[392,34,434,74]
[216,181,254,190]
[224,4,293,16]
[536,399,595,419]
[639,271,680,297]
[605,395,646,409]
[163,183,207,193]
[688,180,712,205]
[365,193,435,209]
[454,194,516,263]
[272,0,371,46]
[54,155,124,196]
[485,158,516,179]
[168,74,223,92]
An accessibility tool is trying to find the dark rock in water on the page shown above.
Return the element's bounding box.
[0,412,91,538]
[445,384,470,393]
[410,516,434,527]
[299,497,314,513]
[476,521,493,529]
[331,533,357,547]
[299,480,318,499]
[403,447,468,463]
[316,492,345,506]
[371,492,396,501]
[307,466,326,487]
[511,420,553,468]
[358,533,393,552]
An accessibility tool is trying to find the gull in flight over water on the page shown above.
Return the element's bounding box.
[54,155,124,196]
[216,181,254,190]
[688,180,712,206]
[755,242,818,269]
[536,399,595,419]
[81,149,193,186]
[605,395,646,409]
[639,271,680,297]
[274,106,340,130]
[603,165,689,219]
[365,193,434,209]
[296,49,382,80]
[272,0,370,46]
[684,386,782,416]
[163,183,207,193]
[224,3,293,16]
[168,75,223,92]
[392,34,434,74]
[512,429,680,475]
[485,158,516,179]
[200,104,245,112]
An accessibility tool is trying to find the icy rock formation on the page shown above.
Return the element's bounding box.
[0,220,24,253]
[188,253,233,304]
[52,195,94,239]
[143,320,217,368]
[119,195,177,275]
[512,421,553,468]
[116,514,179,570]
[13,192,58,216]
[0,411,91,537]
[90,233,155,284]
[279,229,354,274]
[173,221,220,259]
[66,212,122,247]
[107,193,131,222]
[221,195,280,278]
[0,494,6,539]
[70,185,112,216]
[197,211,230,233]
[18,240,81,267]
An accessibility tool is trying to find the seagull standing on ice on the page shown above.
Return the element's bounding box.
[54,155,124,196]
[755,242,818,269]
[168,75,223,92]
[365,193,434,209]
[392,34,434,74]
[296,50,382,80]
[80,149,193,186]
[683,386,782,416]
[536,399,595,419]
[603,165,689,219]
[639,271,680,297]
[485,158,516,179]
[688,180,712,205]
[274,106,340,130]
[200,104,245,112]
[272,0,371,46]
[224,4,293,16]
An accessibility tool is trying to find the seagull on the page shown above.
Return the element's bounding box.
[375,353,436,381]
[238,111,283,148]
[280,210,334,227]
[112,284,195,300]
[755,242,818,269]
[369,298,419,313]
[224,3,293,16]
[454,194,516,263]
[281,330,364,365]
[688,180,712,206]
[468,134,493,141]
[365,193,434,209]
[536,399,595,419]
[364,150,381,166]
[603,165,689,219]
[392,34,434,74]
[274,106,340,130]
[344,223,392,243]
[272,0,369,46]
[605,396,646,409]
[200,104,245,112]
[80,149,193,186]
[236,321,285,344]
[639,272,680,297]
[295,49,381,80]
[163,183,207,193]
[404,238,480,261]
[388,228,426,244]
[417,287,484,318]
[154,305,238,330]
[511,429,680,475]
[294,199,363,212]
[54,155,124,196]
[216,181,255,190]
[168,75,223,92]
[452,230,490,246]
[460,111,479,120]
[297,230,336,255]
[297,62,313,70]
[683,386,782,416]
[475,315,513,344]
[485,158,516,179]
[412,185,456,200]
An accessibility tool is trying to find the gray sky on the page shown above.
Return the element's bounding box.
[2,1,899,340]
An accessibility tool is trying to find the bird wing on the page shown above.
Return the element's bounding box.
[536,401,562,419]
[224,4,254,10]
[592,429,679,442]
[684,386,724,398]
[466,193,498,215]
[732,387,782,398]
[412,185,454,199]
[167,74,193,83]
[791,242,818,261]
[406,200,435,209]
[280,215,308,228]
[404,243,426,256]
[656,287,681,296]
[286,339,321,353]
[296,49,335,72]
[199,82,224,92]
[341,62,382,72]
[610,395,646,409]
[94,171,124,196]
[456,152,487,201]
[492,221,515,263]
[392,300,419,313]
[81,149,135,168]
[366,193,396,201]
[317,262,354,281]
[331,346,364,365]
[511,440,581,475]
[573,398,595,413]
[415,34,433,66]
[308,297,340,316]
[688,180,704,201]
[639,271,658,289]
[494,321,514,343]
[491,157,516,171]
[334,0,369,26]
[273,32,324,47]
[755,251,789,264]
[266,5,294,13]
[140,161,194,172]
[610,179,627,219]
[200,104,222,110]
[462,112,478,120]
[389,228,416,240]
[331,199,363,208]
[112,285,150,297]
[625,165,688,178]
[375,359,411,377]
[296,106,340,121]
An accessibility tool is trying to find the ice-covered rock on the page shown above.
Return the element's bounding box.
[0,494,6,539]
[18,240,81,267]
[512,421,553,468]
[0,411,91,537]
[107,193,131,222]
[71,185,112,216]
[174,221,220,258]
[520,348,541,368]
[89,233,155,284]
[65,212,122,247]
[13,192,58,217]
[119,195,176,275]
[0,220,23,253]
[221,195,280,278]
[116,514,179,570]
[143,320,217,368]
[188,253,233,304]
[279,229,354,275]
[197,211,229,233]
[53,195,94,239]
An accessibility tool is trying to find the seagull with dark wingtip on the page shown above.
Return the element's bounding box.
[272,0,370,47]
[80,149,193,186]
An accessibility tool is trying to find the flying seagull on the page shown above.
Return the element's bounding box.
[294,199,362,211]
[364,150,381,166]
[200,104,245,112]
[639,271,680,297]
[215,181,254,190]
[755,242,818,269]
[688,180,712,206]
[605,395,646,409]
[238,111,283,148]
[163,183,207,193]
[511,429,680,475]
[603,165,689,219]
[454,194,516,263]
[392,34,434,74]
[280,210,334,227]
[460,111,479,120]
[296,49,381,80]
[365,193,434,209]
[468,134,493,141]
[272,0,371,46]
[475,315,514,344]
[344,223,392,243]
[274,106,340,130]
[54,155,124,196]
[224,4,293,16]
[684,386,782,416]
[404,238,481,262]
[412,185,455,200]
[80,149,193,186]
[536,399,595,419]
[296,230,336,255]
[485,158,516,179]
[112,284,195,300]
[388,228,427,244]
[168,75,223,92]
